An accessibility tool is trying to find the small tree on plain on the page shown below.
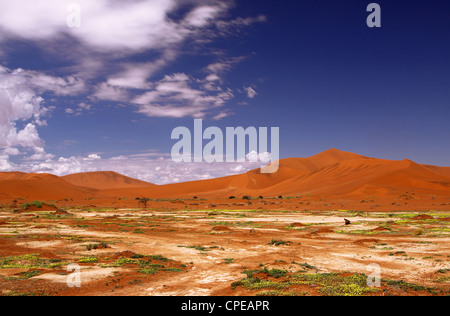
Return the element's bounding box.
[138,198,151,209]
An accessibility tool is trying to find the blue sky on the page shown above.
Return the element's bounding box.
[0,0,449,184]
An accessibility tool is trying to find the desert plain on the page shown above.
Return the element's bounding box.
[0,149,449,296]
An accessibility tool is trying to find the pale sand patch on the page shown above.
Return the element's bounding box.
[16,240,64,248]
[34,267,122,284]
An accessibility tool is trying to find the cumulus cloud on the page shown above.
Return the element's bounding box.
[0,1,265,119]
[132,73,234,118]
[0,1,251,69]
[0,154,12,171]
[0,0,180,52]
[0,0,268,180]
[0,66,85,157]
[244,86,257,99]
[246,151,272,163]
[65,102,93,117]
[24,151,265,185]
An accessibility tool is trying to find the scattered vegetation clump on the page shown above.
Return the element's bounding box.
[435,276,450,283]
[268,239,292,246]
[382,279,431,292]
[138,268,158,275]
[148,255,171,262]
[0,254,66,270]
[8,270,42,280]
[78,256,99,264]
[232,269,385,296]
[96,253,183,277]
[137,198,152,209]
[21,201,43,209]
[20,201,56,210]
[232,268,290,291]
[296,262,316,270]
[85,242,109,251]
[243,268,288,279]
[178,245,211,252]
[290,273,381,296]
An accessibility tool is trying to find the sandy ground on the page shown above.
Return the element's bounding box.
[0,203,448,296]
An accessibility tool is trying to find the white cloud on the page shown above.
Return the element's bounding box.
[0,154,12,171]
[246,151,272,163]
[215,14,268,30]
[133,73,234,118]
[65,102,93,116]
[85,154,101,161]
[0,1,266,121]
[184,5,223,27]
[0,65,85,157]
[92,82,130,102]
[21,151,267,185]
[0,0,268,168]
[104,55,176,90]
[4,147,20,156]
[0,0,179,52]
[230,165,243,173]
[0,1,245,67]
[244,86,257,98]
[212,112,231,121]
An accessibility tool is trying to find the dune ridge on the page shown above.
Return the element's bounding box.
[1,149,450,205]
[62,171,155,190]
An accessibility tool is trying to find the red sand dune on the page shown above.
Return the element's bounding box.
[62,171,155,190]
[110,149,450,200]
[1,149,450,204]
[0,172,97,201]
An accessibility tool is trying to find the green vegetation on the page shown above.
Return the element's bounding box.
[232,269,383,296]
[148,255,171,262]
[290,273,381,296]
[0,254,66,269]
[268,239,292,246]
[137,198,151,208]
[179,245,210,252]
[382,279,434,292]
[85,242,109,251]
[95,253,184,277]
[20,201,56,210]
[79,256,99,263]
[295,262,316,270]
[7,270,42,280]
[138,268,158,275]
[21,201,43,209]
[162,267,184,272]
[435,276,450,283]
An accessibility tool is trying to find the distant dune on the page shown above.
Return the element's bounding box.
[62,171,155,190]
[0,172,96,201]
[138,148,450,199]
[1,149,450,205]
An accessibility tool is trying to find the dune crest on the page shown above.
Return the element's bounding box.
[1,149,450,204]
[62,171,155,190]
